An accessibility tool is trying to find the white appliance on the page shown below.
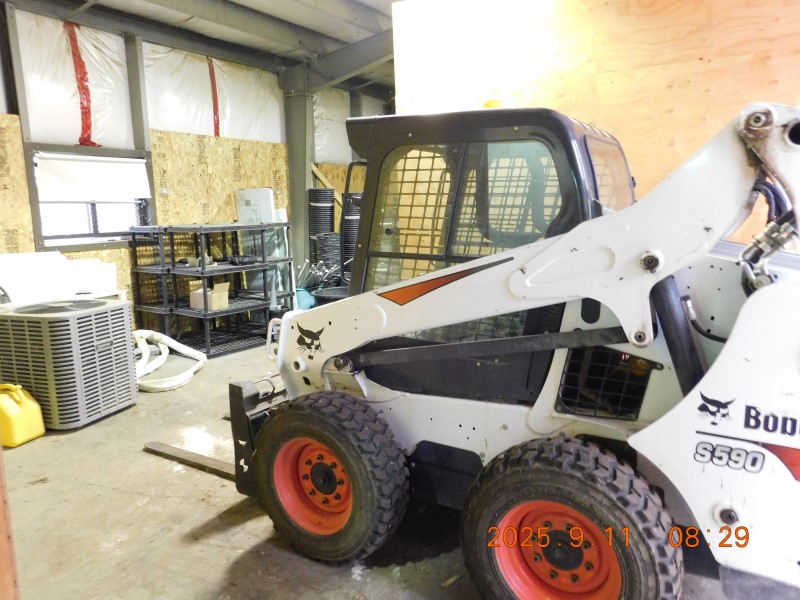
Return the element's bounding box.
[0,299,137,429]
[0,251,120,306]
[236,187,275,223]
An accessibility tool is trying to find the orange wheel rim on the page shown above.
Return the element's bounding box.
[494,500,622,599]
[273,437,353,535]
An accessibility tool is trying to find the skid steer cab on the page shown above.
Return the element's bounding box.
[231,105,800,599]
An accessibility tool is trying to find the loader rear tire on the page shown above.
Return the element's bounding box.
[253,391,408,563]
[461,437,683,600]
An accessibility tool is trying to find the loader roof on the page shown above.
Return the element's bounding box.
[346,108,620,161]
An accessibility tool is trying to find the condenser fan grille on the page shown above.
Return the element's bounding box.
[15,300,106,314]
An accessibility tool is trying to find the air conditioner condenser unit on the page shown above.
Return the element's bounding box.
[0,299,137,429]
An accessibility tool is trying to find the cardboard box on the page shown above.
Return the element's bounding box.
[189,282,230,311]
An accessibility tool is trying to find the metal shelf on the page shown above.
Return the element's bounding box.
[173,296,271,318]
[130,222,295,357]
[132,265,169,274]
[129,226,166,235]
[176,322,268,357]
[134,302,171,315]
[166,222,290,234]
[170,257,292,276]
[133,258,292,276]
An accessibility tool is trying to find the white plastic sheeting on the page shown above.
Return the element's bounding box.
[144,43,284,142]
[213,58,285,142]
[313,91,387,163]
[313,87,351,164]
[16,10,133,148]
[12,13,284,144]
[143,43,215,137]
[362,95,387,118]
[14,12,284,144]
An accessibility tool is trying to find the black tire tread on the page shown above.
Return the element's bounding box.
[464,436,683,600]
[268,391,409,561]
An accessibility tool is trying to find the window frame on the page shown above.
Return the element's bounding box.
[362,137,569,291]
[26,143,156,252]
[3,8,156,253]
[347,111,598,295]
[584,135,636,213]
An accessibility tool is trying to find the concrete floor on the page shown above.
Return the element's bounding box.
[5,346,729,599]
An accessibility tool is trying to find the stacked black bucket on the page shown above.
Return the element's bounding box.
[340,193,361,283]
[307,188,335,264]
[315,232,340,286]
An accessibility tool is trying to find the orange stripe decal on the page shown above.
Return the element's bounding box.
[763,443,800,480]
[378,257,513,306]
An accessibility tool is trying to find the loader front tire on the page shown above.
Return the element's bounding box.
[461,437,683,600]
[253,391,408,563]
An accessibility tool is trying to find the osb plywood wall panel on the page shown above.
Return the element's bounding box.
[151,129,289,226]
[473,0,800,199]
[0,115,34,254]
[395,0,799,242]
[315,162,365,230]
[135,130,290,329]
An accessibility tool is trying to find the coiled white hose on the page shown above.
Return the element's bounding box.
[133,330,208,392]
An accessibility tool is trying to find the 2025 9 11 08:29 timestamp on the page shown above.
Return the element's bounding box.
[487,525,749,549]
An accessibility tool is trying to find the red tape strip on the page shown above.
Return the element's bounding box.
[64,22,100,147]
[207,57,220,137]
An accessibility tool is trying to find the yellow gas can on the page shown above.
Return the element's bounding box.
[0,384,45,448]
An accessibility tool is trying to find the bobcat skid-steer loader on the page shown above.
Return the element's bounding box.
[229,103,800,600]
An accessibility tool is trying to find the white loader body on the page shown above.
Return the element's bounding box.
[271,103,800,593]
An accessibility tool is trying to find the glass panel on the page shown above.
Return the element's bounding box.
[365,257,446,291]
[95,203,139,232]
[370,145,455,260]
[40,201,139,246]
[451,140,562,258]
[585,137,635,212]
[39,203,92,237]
[366,140,565,344]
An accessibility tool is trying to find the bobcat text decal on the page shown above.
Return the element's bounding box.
[744,406,799,437]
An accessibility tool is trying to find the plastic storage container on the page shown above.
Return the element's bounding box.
[0,384,45,448]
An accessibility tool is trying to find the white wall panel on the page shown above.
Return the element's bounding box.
[393,0,553,115]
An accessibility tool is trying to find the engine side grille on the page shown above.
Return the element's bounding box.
[556,347,660,421]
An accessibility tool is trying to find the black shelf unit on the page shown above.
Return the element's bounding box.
[130,223,295,357]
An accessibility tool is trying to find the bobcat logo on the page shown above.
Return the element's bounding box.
[698,393,734,426]
[297,324,324,359]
